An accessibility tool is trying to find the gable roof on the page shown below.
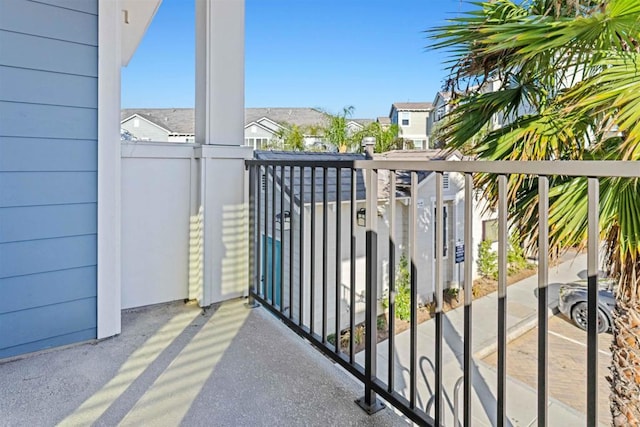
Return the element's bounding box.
[122,107,355,136]
[246,108,328,129]
[391,102,433,111]
[254,151,367,205]
[377,116,391,125]
[121,108,194,134]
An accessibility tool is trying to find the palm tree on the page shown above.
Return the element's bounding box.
[430,0,640,424]
[322,106,357,152]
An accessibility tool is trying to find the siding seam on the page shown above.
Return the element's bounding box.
[0,264,98,280]
[0,28,97,47]
[0,232,98,245]
[0,99,98,111]
[27,0,98,16]
[0,296,97,316]
[0,327,98,353]
[0,64,97,79]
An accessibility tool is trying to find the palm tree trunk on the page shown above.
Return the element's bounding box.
[609,255,640,426]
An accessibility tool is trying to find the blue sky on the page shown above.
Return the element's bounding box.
[121,0,469,119]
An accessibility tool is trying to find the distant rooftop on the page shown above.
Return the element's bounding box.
[254,151,367,205]
[122,108,375,135]
[391,102,433,111]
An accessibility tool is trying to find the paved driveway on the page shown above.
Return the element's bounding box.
[482,315,612,426]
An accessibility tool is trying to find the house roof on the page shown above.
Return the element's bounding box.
[122,107,367,136]
[351,118,374,127]
[254,151,367,205]
[374,149,463,199]
[391,102,433,111]
[377,117,391,125]
[121,108,194,134]
[245,108,328,129]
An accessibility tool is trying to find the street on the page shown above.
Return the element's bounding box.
[483,314,612,426]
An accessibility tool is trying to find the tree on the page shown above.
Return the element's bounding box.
[322,106,357,153]
[430,0,640,424]
[275,123,305,151]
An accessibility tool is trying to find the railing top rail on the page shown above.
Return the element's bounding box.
[246,159,640,178]
[246,159,361,169]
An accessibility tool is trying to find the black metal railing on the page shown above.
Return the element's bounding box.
[245,158,639,427]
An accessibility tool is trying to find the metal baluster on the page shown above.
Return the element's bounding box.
[335,168,342,353]
[310,167,316,335]
[587,178,599,427]
[410,171,418,409]
[497,174,508,427]
[388,170,396,392]
[435,172,444,425]
[538,176,549,426]
[463,173,474,427]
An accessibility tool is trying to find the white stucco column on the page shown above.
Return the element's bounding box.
[194,0,252,306]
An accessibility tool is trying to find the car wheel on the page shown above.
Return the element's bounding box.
[571,302,609,333]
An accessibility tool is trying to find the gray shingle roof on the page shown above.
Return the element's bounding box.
[254,151,367,205]
[122,107,365,135]
[377,116,391,125]
[121,108,194,134]
[392,102,433,111]
[245,108,329,128]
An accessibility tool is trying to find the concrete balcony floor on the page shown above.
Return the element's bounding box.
[0,299,405,426]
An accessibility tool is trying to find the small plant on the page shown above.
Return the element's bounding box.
[327,333,336,346]
[381,254,412,321]
[477,240,498,279]
[354,325,365,345]
[507,232,529,274]
[444,287,460,301]
[472,284,482,298]
[377,315,387,331]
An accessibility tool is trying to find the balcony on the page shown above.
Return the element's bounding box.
[245,155,640,426]
[2,155,637,426]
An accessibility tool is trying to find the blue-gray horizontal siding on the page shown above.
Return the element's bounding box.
[0,137,97,171]
[0,0,98,358]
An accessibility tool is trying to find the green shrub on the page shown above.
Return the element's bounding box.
[382,254,412,321]
[477,240,498,279]
[507,232,529,274]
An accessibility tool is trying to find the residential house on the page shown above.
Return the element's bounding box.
[376,116,391,129]
[121,108,195,142]
[427,80,504,147]
[254,150,383,334]
[389,102,433,150]
[121,107,373,150]
[374,149,495,301]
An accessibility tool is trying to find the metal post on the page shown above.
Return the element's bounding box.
[537,176,549,426]
[388,170,396,392]
[435,172,444,425]
[463,173,473,426]
[246,164,259,308]
[356,160,385,414]
[497,175,508,427]
[587,178,599,427]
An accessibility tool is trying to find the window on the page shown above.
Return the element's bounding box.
[245,137,270,149]
[400,112,410,126]
[435,106,445,122]
[483,219,499,243]
[413,139,425,149]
